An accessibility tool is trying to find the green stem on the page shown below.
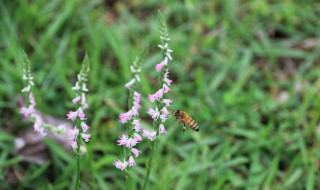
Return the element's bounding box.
[142,141,155,190]
[126,168,132,190]
[74,147,80,190]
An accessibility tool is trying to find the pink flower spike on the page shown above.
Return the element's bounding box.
[131,148,142,157]
[77,108,86,120]
[159,124,166,134]
[114,160,128,170]
[81,122,90,132]
[147,107,160,120]
[66,127,79,139]
[163,99,173,106]
[72,96,81,104]
[163,84,171,93]
[128,156,136,166]
[81,133,91,142]
[117,134,128,146]
[119,111,132,124]
[125,78,136,89]
[29,92,36,107]
[66,110,78,121]
[133,133,142,142]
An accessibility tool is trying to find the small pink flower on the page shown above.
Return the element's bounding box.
[66,127,79,139]
[128,156,136,166]
[133,119,142,132]
[148,131,157,141]
[163,99,173,106]
[161,107,170,116]
[117,134,128,146]
[125,138,138,148]
[72,96,81,104]
[125,78,136,89]
[164,69,173,85]
[134,92,141,103]
[142,130,156,141]
[71,139,78,149]
[159,124,166,134]
[131,148,142,157]
[163,84,171,93]
[147,107,160,120]
[148,94,156,102]
[131,107,139,116]
[133,133,142,142]
[114,160,128,170]
[77,108,86,120]
[119,111,132,124]
[155,57,168,72]
[81,133,91,142]
[20,107,35,117]
[33,115,43,132]
[66,110,78,121]
[29,92,36,107]
[148,89,164,102]
[160,114,168,122]
[81,122,90,132]
[81,93,89,109]
[133,101,141,110]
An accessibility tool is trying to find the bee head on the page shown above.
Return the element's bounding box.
[174,110,180,117]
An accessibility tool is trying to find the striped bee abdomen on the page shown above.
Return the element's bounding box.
[188,119,199,131]
[174,110,199,133]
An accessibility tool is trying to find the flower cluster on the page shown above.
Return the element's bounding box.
[66,54,91,149]
[146,11,173,136]
[19,51,46,136]
[114,50,146,171]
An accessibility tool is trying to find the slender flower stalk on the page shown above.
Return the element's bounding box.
[19,51,65,135]
[66,54,91,190]
[142,11,174,190]
[114,49,146,189]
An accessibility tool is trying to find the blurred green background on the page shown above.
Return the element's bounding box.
[1,0,320,189]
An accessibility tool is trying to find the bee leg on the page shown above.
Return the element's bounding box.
[182,123,186,133]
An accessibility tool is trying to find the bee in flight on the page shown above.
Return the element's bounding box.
[174,110,199,133]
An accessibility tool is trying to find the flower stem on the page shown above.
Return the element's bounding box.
[74,148,80,190]
[126,168,133,190]
[142,141,155,190]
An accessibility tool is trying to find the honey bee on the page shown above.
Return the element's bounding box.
[174,110,199,133]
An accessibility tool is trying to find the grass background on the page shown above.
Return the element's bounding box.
[1,0,320,189]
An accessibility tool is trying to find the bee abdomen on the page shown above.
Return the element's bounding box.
[189,119,199,132]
